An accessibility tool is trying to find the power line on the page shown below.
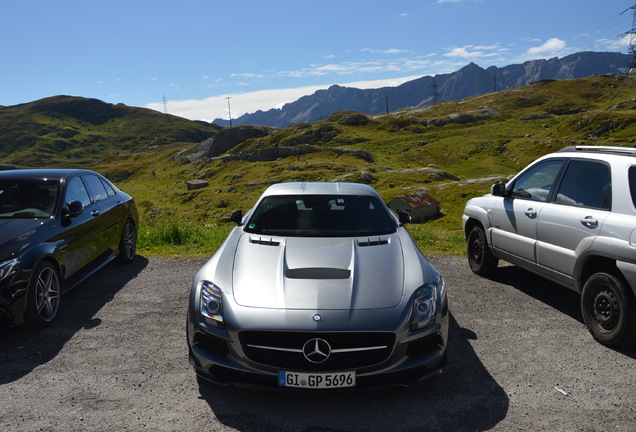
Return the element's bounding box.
[430,78,440,105]
[621,1,636,72]
[225,97,233,127]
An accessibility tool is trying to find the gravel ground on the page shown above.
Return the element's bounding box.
[1,255,635,431]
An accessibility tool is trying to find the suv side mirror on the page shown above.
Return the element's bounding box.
[491,182,508,197]
[230,209,243,225]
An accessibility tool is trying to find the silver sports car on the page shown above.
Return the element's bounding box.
[187,182,448,389]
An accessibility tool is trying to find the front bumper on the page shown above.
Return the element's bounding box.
[187,304,449,389]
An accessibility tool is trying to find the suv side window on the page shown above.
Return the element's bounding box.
[511,159,564,202]
[555,160,610,210]
[629,166,636,209]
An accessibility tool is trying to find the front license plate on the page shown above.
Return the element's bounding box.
[278,371,356,389]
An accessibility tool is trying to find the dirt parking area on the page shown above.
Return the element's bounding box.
[1,255,635,431]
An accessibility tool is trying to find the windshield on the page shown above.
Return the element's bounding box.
[244,194,397,237]
[0,178,60,219]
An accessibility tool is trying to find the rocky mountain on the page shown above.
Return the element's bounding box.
[213,51,629,128]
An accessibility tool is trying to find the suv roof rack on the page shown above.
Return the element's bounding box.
[558,145,636,156]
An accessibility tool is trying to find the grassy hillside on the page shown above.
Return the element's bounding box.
[0,95,221,167]
[5,75,636,257]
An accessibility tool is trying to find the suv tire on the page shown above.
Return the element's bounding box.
[467,225,499,276]
[581,272,636,347]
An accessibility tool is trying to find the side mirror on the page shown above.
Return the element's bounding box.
[230,209,243,225]
[65,200,84,218]
[491,182,507,197]
[398,210,411,226]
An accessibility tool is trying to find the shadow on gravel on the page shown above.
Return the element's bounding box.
[0,256,148,385]
[488,264,583,323]
[487,264,636,359]
[197,312,509,432]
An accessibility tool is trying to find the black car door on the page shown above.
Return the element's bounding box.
[81,174,125,255]
[55,175,111,284]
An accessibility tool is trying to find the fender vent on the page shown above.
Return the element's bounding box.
[249,236,280,246]
[357,238,389,247]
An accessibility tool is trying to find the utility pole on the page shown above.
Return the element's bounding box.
[493,75,497,92]
[162,94,168,114]
[225,97,233,127]
[430,78,440,105]
[621,1,636,73]
[385,96,389,114]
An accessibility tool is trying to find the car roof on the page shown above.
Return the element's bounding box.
[260,182,380,197]
[0,168,96,181]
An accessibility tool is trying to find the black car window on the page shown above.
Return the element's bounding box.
[65,176,92,208]
[555,160,611,210]
[101,178,117,197]
[83,175,109,202]
[0,179,59,218]
[510,159,564,202]
[244,195,397,237]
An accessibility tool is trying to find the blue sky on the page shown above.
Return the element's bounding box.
[1,0,633,121]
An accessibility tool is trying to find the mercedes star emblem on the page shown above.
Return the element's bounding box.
[302,338,331,363]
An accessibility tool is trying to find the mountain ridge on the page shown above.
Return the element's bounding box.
[213,51,629,127]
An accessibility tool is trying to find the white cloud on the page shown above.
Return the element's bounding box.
[597,34,630,51]
[443,45,497,59]
[361,48,410,55]
[526,38,567,57]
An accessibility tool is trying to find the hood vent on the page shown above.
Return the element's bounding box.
[357,238,389,247]
[249,236,280,246]
[286,268,351,280]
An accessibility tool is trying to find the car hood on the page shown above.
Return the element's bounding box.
[0,219,52,260]
[232,234,404,310]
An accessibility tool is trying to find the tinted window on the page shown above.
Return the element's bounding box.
[244,195,396,237]
[101,178,117,197]
[83,175,109,202]
[630,166,636,209]
[0,178,59,218]
[511,159,564,202]
[555,160,611,209]
[65,177,91,207]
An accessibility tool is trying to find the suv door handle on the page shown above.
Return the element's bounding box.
[580,217,598,227]
[524,208,537,218]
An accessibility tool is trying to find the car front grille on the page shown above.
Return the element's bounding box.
[239,331,396,371]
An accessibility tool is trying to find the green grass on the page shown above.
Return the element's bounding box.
[138,221,233,257]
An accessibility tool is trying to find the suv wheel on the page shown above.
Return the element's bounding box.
[581,272,636,347]
[467,225,498,276]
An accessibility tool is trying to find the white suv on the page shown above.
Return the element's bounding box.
[462,146,636,347]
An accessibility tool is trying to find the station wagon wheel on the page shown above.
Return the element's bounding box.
[581,272,636,347]
[467,225,498,276]
[117,219,137,264]
[25,261,61,328]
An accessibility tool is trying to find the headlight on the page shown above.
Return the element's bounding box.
[0,258,19,282]
[199,281,224,328]
[410,280,442,331]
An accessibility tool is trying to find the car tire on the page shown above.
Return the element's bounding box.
[581,272,636,347]
[117,219,137,264]
[25,261,61,328]
[467,225,498,275]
